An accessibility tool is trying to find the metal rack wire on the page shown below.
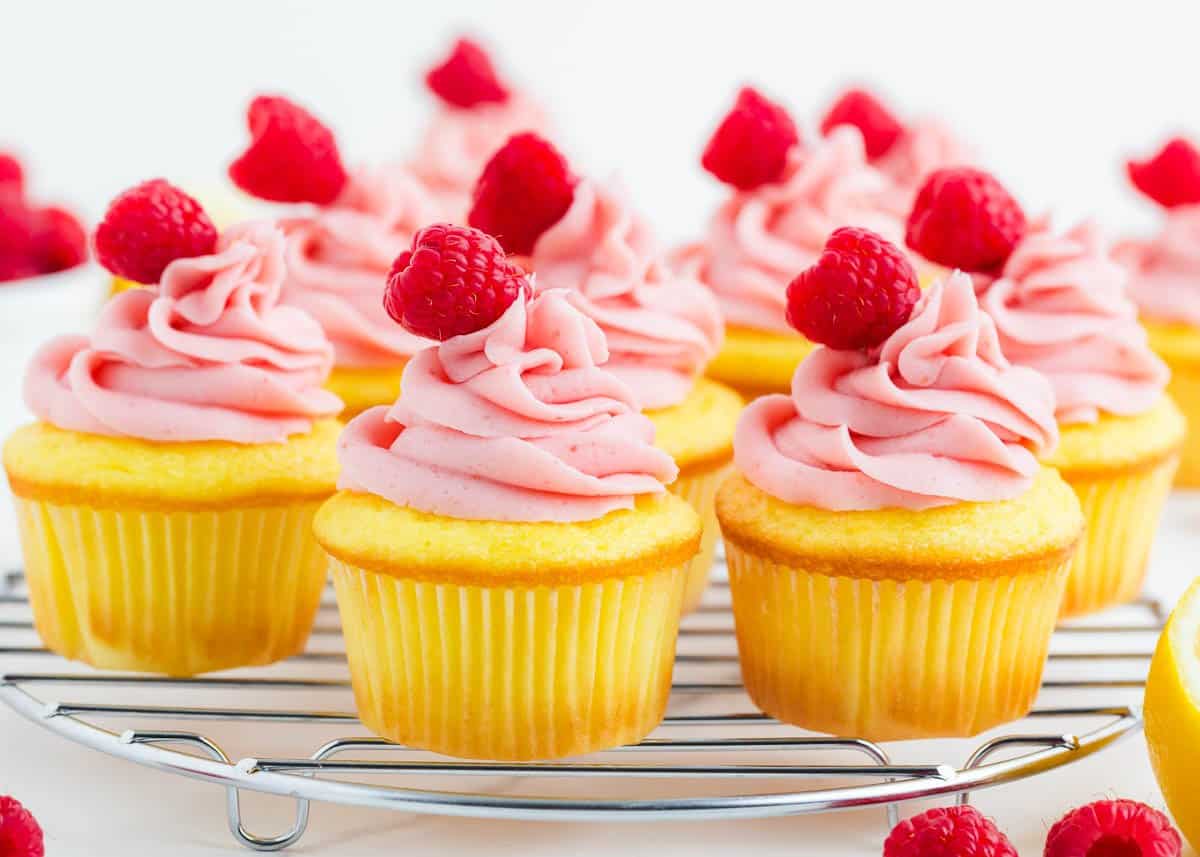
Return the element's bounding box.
[0,564,1156,852]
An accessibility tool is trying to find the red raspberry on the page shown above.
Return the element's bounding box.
[228,95,348,205]
[468,132,576,255]
[1045,800,1181,857]
[786,226,919,350]
[384,223,529,340]
[33,206,87,273]
[94,179,218,284]
[1127,137,1200,209]
[701,86,800,191]
[425,37,509,108]
[906,167,1027,273]
[884,806,1017,857]
[0,795,45,857]
[820,87,905,160]
[0,196,38,282]
[0,153,23,195]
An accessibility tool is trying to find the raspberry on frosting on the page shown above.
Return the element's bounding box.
[820,88,905,160]
[1044,800,1181,857]
[1127,137,1200,210]
[384,223,530,341]
[786,226,920,350]
[425,37,510,108]
[0,153,24,194]
[701,86,800,191]
[229,95,348,205]
[884,806,1017,857]
[906,167,1027,273]
[33,206,88,274]
[94,179,218,285]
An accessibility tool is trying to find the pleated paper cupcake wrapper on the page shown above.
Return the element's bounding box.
[1060,454,1180,618]
[669,463,731,613]
[330,558,688,760]
[725,543,1070,741]
[1164,362,1200,487]
[14,497,328,676]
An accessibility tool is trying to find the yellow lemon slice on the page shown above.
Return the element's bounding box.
[1145,577,1200,852]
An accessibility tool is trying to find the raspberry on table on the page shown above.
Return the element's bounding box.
[228,95,348,205]
[701,86,799,191]
[905,167,1027,273]
[820,88,905,160]
[384,223,530,341]
[33,206,88,273]
[1127,137,1200,209]
[786,226,920,351]
[468,132,576,256]
[0,795,45,857]
[425,37,510,108]
[94,179,218,284]
[884,805,1017,857]
[1044,799,1181,857]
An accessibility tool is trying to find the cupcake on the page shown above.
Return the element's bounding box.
[315,224,701,760]
[227,95,440,418]
[409,37,551,220]
[674,87,907,399]
[3,180,342,676]
[468,133,738,611]
[908,168,1184,616]
[1115,137,1200,486]
[716,227,1082,741]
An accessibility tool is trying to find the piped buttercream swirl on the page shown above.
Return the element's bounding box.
[1114,205,1200,327]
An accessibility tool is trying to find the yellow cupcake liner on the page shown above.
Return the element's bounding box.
[330,558,688,760]
[669,463,731,613]
[1163,362,1200,487]
[14,497,328,676]
[1059,454,1180,618]
[724,542,1070,741]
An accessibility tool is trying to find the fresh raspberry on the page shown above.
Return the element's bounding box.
[468,132,576,255]
[786,226,919,350]
[0,795,45,857]
[228,95,348,205]
[0,153,23,195]
[425,37,509,108]
[384,223,529,340]
[701,86,799,191]
[94,179,218,284]
[906,167,1027,273]
[1045,800,1181,857]
[0,196,37,281]
[884,806,1017,857]
[33,206,87,273]
[820,88,905,160]
[1127,137,1200,209]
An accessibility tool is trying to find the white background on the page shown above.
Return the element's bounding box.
[3,1,1200,854]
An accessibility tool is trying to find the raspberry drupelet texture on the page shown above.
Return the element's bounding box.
[468,132,577,256]
[820,88,905,160]
[93,179,218,284]
[425,37,510,108]
[0,795,45,857]
[1127,137,1200,210]
[785,226,920,351]
[228,95,348,205]
[701,86,799,191]
[884,806,1017,857]
[384,223,530,341]
[905,167,1027,273]
[1044,799,1181,857]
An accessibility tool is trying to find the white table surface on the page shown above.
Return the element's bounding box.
[1,467,1198,856]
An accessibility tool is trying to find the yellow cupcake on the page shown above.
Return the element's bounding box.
[4,419,340,676]
[325,363,407,420]
[705,327,815,399]
[1044,398,1185,617]
[717,467,1082,741]
[1144,319,1200,486]
[646,377,742,612]
[316,491,700,760]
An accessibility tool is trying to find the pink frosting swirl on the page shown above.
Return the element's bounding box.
[25,221,341,443]
[528,180,723,409]
[674,127,904,332]
[279,165,442,367]
[982,222,1168,425]
[734,272,1058,511]
[338,289,678,522]
[1114,205,1200,326]
[409,93,550,216]
[874,119,974,212]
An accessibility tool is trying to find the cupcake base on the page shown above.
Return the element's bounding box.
[1144,320,1200,486]
[326,363,407,420]
[704,326,814,400]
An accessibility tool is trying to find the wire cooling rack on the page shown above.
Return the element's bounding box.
[0,561,1157,852]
